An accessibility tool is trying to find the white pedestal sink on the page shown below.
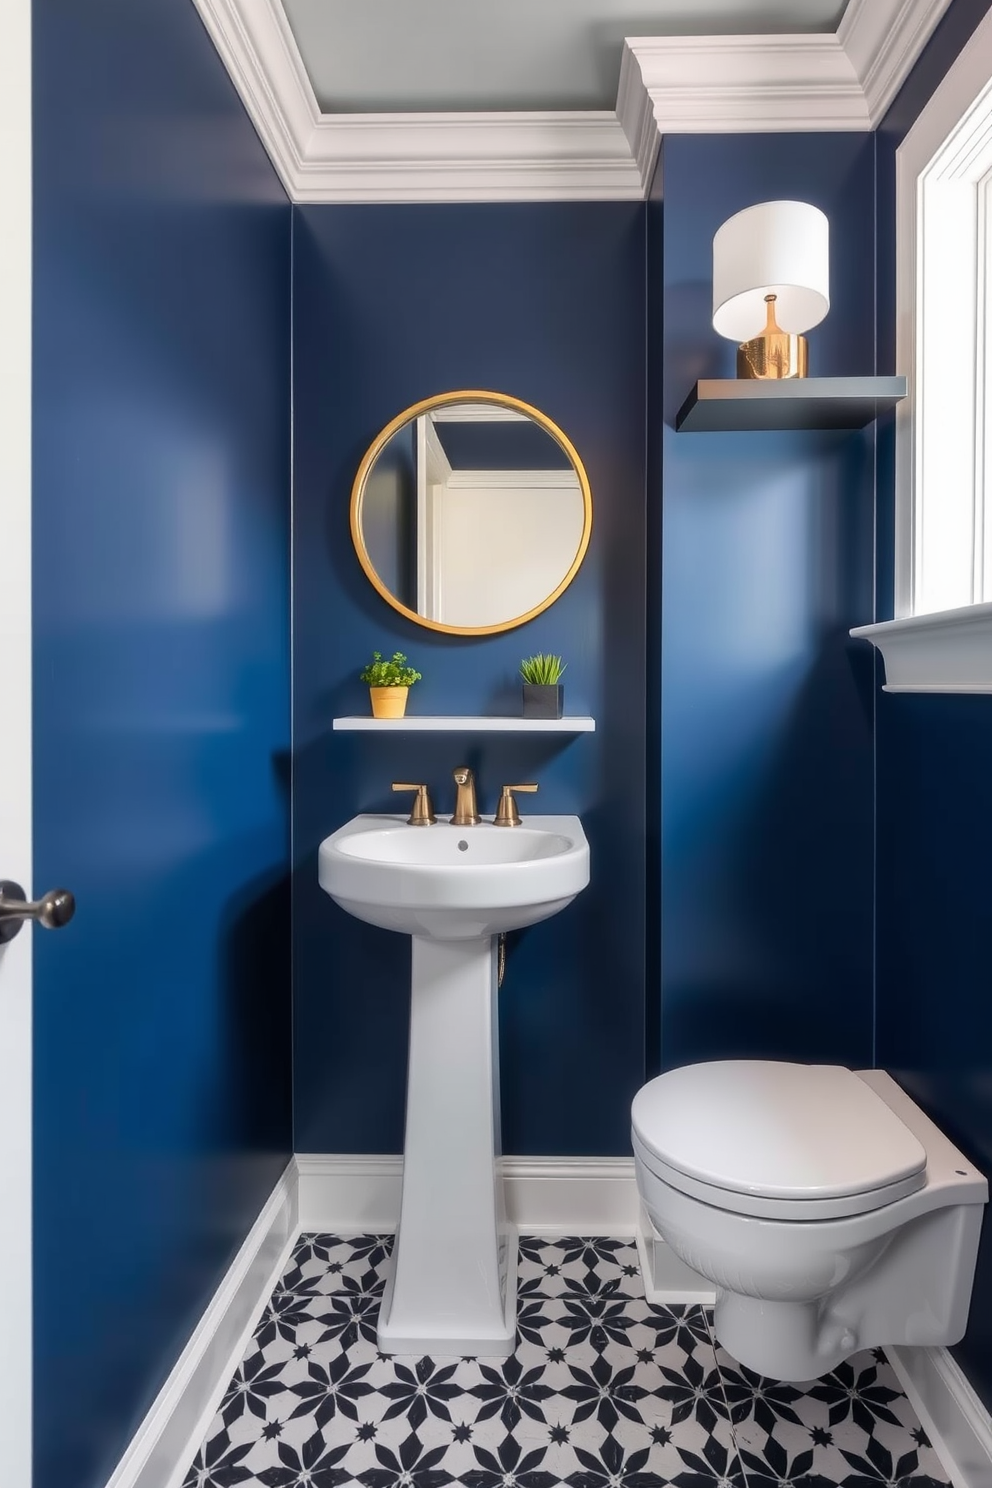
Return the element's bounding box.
[318,813,589,1356]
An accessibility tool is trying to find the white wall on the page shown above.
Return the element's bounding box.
[0,0,34,1480]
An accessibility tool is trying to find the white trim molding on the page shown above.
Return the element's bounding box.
[0,0,32,1480]
[296,1154,640,1237]
[445,470,579,491]
[189,0,640,202]
[851,603,992,693]
[620,33,870,195]
[888,1344,992,1488]
[894,6,992,620]
[192,0,949,203]
[104,1166,298,1488]
[839,0,952,127]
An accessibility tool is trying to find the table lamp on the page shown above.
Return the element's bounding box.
[712,201,829,379]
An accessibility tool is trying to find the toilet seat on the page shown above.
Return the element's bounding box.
[631,1061,928,1222]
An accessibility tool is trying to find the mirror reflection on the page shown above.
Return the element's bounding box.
[352,397,590,634]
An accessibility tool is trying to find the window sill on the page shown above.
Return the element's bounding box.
[850,603,992,693]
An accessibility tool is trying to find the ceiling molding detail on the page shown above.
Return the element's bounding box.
[287,114,643,204]
[620,32,870,192]
[191,0,641,201]
[838,0,953,126]
[192,0,316,194]
[192,0,953,204]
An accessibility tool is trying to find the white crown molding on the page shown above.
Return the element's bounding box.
[190,0,641,202]
[289,113,643,204]
[193,0,951,203]
[620,33,870,195]
[432,405,529,422]
[616,42,663,196]
[839,0,953,127]
[446,470,579,490]
[191,0,315,195]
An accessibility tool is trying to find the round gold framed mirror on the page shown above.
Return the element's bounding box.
[350,390,592,636]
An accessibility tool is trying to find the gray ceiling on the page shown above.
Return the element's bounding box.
[282,0,851,114]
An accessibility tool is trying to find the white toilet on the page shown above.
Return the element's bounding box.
[632,1061,988,1381]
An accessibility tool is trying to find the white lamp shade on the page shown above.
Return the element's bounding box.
[712,200,829,342]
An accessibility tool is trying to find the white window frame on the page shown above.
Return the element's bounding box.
[852,7,992,691]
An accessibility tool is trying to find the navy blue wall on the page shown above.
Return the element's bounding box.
[873,0,992,1414]
[657,134,877,1073]
[292,203,647,1156]
[32,1,292,1483]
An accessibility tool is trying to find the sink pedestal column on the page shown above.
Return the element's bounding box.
[377,934,516,1357]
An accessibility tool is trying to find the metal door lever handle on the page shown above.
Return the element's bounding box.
[0,881,75,944]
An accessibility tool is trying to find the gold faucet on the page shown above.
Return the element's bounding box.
[451,766,481,826]
[392,782,436,825]
[494,783,538,827]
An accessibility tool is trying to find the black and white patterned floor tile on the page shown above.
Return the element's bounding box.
[184,1235,951,1488]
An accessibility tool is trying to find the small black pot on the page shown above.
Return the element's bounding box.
[522,684,563,719]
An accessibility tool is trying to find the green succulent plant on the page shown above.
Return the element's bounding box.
[360,650,422,687]
[519,653,567,685]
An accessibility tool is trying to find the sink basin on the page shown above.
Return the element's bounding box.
[318,813,589,940]
[317,809,590,1358]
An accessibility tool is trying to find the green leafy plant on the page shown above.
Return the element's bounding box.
[360,650,422,688]
[519,653,566,685]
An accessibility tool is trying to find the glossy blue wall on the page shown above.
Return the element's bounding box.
[873,0,992,1414]
[32,1,292,1482]
[657,134,877,1073]
[292,203,647,1156]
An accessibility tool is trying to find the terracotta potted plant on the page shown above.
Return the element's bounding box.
[520,653,566,719]
[360,650,422,719]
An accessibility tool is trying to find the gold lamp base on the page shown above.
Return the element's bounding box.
[736,294,808,379]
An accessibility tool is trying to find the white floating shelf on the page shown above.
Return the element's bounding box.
[333,715,596,733]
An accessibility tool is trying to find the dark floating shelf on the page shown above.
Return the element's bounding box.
[675,376,907,433]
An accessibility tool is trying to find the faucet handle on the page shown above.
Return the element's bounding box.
[391,783,436,826]
[494,783,538,828]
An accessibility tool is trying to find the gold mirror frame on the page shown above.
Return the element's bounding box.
[350,389,593,637]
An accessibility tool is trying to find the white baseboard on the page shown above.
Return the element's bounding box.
[295,1153,640,1237]
[104,1163,298,1488]
[108,1153,642,1486]
[106,1153,992,1488]
[888,1344,992,1488]
[503,1156,640,1236]
[295,1153,403,1231]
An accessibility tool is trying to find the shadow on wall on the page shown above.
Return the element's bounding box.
[663,633,875,1071]
[664,277,724,426]
[222,863,292,1148]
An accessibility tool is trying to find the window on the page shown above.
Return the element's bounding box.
[852,9,992,693]
[895,9,992,620]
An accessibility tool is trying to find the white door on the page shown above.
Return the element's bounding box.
[1,1,35,1480]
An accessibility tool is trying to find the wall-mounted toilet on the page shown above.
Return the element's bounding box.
[632,1061,988,1381]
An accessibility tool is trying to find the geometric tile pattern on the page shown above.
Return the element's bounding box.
[183,1235,951,1487]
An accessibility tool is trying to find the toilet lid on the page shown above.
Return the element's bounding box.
[631,1061,927,1204]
